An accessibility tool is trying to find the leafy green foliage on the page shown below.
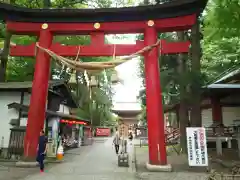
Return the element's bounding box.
[202,37,240,82]
[202,0,240,83]
[0,0,128,126]
[203,0,240,40]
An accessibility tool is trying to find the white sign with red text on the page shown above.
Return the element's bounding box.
[186,127,208,166]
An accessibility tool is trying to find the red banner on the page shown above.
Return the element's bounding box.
[96,128,110,136]
[60,119,87,125]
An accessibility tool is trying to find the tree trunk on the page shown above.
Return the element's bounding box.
[0,31,11,82]
[177,31,189,154]
[43,0,54,136]
[190,19,202,127]
[43,0,51,80]
[143,0,149,5]
[43,0,51,8]
[89,76,93,125]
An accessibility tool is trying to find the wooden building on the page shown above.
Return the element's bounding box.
[0,81,90,158]
[112,109,140,138]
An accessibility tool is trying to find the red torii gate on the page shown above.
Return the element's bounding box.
[8,23,190,164]
[0,0,207,169]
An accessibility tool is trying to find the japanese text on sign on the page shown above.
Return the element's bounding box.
[186,127,208,166]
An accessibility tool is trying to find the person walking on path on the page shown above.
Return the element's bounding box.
[36,130,48,173]
[113,129,120,154]
[128,130,133,141]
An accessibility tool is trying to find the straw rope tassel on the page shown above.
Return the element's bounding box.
[159,40,162,64]
[104,43,116,84]
[103,69,108,84]
[113,42,116,61]
[70,45,81,81]
[75,46,81,62]
[84,70,90,87]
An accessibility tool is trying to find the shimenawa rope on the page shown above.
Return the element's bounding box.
[35,39,161,73]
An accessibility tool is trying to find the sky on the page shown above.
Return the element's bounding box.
[106,34,142,110]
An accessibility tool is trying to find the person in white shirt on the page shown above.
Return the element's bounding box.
[113,128,120,154]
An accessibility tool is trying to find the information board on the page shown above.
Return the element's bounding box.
[186,127,208,166]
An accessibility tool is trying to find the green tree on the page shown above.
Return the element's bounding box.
[0,0,123,127]
[202,0,240,83]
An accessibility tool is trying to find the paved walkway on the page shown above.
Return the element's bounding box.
[21,137,137,180]
[2,137,210,180]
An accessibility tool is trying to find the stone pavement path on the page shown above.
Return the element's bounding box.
[1,137,209,180]
[136,172,209,180]
[20,137,137,180]
[0,161,38,180]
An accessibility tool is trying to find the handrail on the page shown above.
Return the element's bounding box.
[165,128,180,143]
[205,126,235,137]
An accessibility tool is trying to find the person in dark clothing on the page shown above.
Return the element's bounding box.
[128,132,133,141]
[36,130,48,172]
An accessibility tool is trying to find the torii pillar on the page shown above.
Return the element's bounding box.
[24,27,52,159]
[144,25,168,167]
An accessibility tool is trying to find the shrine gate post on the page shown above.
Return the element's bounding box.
[144,25,167,166]
[24,27,52,159]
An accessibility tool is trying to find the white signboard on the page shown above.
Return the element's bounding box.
[186,127,208,166]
